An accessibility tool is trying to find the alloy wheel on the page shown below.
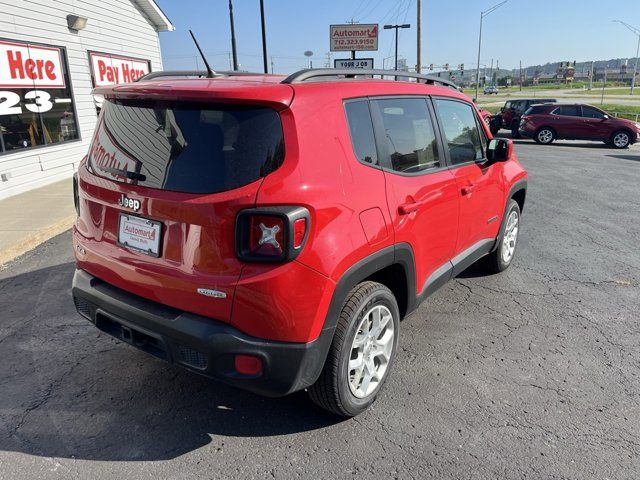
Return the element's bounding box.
[613,132,630,148]
[501,210,519,264]
[348,305,395,399]
[538,129,553,144]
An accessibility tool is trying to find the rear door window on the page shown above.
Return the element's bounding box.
[344,100,378,166]
[553,105,581,117]
[88,100,284,194]
[371,98,440,174]
[434,99,484,165]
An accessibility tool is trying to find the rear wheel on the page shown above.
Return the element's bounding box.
[482,199,521,274]
[534,127,555,145]
[610,130,631,149]
[308,281,399,417]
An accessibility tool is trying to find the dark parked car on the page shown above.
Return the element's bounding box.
[490,98,557,137]
[519,103,639,148]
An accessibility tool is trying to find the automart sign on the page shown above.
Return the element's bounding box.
[0,39,65,88]
[89,51,151,87]
[330,24,378,52]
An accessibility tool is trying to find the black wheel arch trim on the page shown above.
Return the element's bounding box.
[491,179,527,252]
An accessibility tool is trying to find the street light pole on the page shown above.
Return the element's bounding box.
[384,24,411,71]
[474,1,508,100]
[613,20,640,95]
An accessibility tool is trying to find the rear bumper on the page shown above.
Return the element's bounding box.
[518,127,534,139]
[72,269,334,397]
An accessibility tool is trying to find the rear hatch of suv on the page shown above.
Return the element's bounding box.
[74,80,292,323]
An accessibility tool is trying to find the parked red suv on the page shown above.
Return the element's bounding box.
[71,69,528,416]
[519,103,640,148]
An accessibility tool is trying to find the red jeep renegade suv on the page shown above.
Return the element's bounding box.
[72,69,528,416]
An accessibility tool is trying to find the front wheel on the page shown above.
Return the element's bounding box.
[482,199,521,274]
[610,130,631,149]
[308,281,399,417]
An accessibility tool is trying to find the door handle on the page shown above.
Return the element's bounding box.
[461,183,475,196]
[398,202,420,215]
[398,191,443,215]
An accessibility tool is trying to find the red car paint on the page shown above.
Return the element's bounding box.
[74,74,527,346]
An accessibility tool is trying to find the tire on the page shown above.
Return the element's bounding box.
[534,127,555,145]
[610,130,631,149]
[482,199,521,274]
[489,118,501,135]
[308,281,400,417]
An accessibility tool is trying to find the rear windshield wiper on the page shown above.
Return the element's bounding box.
[99,166,146,182]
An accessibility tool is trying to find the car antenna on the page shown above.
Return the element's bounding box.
[189,29,215,78]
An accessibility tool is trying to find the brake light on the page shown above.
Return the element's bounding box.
[236,206,310,262]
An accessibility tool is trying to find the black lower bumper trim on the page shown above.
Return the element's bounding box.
[72,269,334,397]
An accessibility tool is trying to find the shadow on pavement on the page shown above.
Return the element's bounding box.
[606,154,640,162]
[0,262,342,462]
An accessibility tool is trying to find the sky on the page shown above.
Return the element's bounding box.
[155,0,640,74]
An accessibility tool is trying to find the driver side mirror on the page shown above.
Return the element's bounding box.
[486,138,513,162]
[602,114,609,120]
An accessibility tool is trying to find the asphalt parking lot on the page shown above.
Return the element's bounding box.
[1,139,639,479]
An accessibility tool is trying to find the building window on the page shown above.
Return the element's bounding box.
[0,39,79,154]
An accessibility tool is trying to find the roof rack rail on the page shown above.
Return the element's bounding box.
[137,70,264,81]
[281,68,460,90]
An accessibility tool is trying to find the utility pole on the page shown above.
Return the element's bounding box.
[589,60,594,90]
[490,58,493,84]
[613,20,640,95]
[346,18,358,61]
[270,55,275,74]
[601,68,607,104]
[228,0,238,71]
[325,52,332,68]
[259,0,268,73]
[384,23,411,71]
[475,1,507,100]
[416,0,422,73]
[519,60,522,91]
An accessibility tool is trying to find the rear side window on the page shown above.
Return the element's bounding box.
[434,99,484,165]
[344,101,378,165]
[553,105,580,117]
[87,100,284,194]
[372,98,440,173]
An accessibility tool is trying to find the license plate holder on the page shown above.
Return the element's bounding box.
[117,213,162,257]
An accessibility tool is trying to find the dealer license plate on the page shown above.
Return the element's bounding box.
[118,213,162,257]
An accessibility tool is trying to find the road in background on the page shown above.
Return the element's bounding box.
[1,141,639,479]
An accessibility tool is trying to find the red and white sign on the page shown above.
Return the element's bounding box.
[89,51,151,87]
[89,118,140,182]
[330,24,378,52]
[0,40,65,88]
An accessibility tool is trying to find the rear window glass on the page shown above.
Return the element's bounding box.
[344,101,378,165]
[525,105,548,115]
[87,100,284,194]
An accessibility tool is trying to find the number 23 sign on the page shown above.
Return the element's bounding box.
[0,90,54,116]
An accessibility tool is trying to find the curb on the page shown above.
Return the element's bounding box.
[0,215,76,267]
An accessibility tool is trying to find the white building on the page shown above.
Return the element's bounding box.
[0,0,174,200]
